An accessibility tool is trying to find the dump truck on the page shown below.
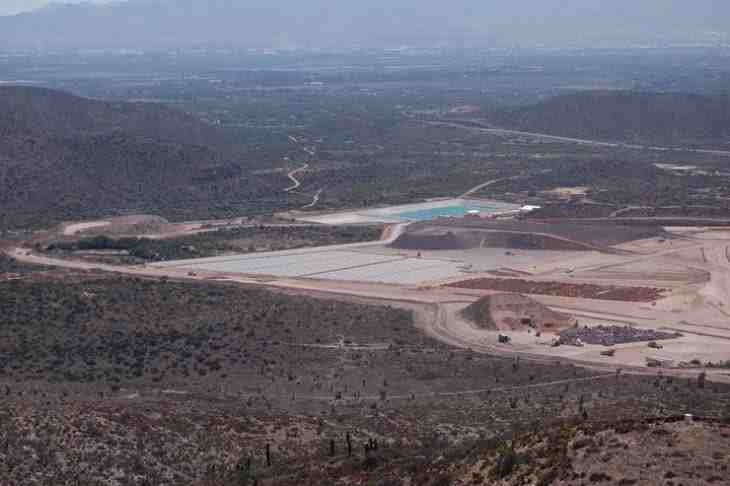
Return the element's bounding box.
[498,334,511,344]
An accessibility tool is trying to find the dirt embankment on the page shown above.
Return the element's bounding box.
[461,293,576,332]
[391,229,595,251]
[431,219,669,246]
[392,219,670,252]
[61,215,173,238]
[390,231,470,250]
[613,205,730,219]
[479,232,594,251]
[449,278,664,302]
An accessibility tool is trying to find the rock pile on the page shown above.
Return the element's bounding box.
[559,325,681,346]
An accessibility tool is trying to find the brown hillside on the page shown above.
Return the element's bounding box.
[390,231,470,250]
[452,417,730,486]
[461,293,576,332]
[0,87,292,229]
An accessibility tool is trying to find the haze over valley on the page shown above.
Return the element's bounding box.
[2,0,730,47]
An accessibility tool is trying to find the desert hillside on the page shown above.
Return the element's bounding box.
[490,91,730,147]
[0,87,289,229]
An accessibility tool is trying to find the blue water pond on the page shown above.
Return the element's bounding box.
[394,201,516,221]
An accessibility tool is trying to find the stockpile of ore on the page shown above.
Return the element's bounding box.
[559,325,681,346]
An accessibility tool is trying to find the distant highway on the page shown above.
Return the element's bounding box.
[430,120,730,157]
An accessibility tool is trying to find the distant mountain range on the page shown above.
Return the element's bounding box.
[490,91,730,147]
[1,0,729,48]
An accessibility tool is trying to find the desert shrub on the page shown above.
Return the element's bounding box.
[537,467,560,486]
[376,478,403,486]
[589,472,613,482]
[430,476,453,486]
[491,441,520,479]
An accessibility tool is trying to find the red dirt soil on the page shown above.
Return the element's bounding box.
[448,277,664,302]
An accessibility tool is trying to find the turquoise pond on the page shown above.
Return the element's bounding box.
[394,202,517,221]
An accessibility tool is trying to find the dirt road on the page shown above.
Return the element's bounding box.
[459,178,504,199]
[284,163,309,192]
[302,188,323,209]
[62,221,111,236]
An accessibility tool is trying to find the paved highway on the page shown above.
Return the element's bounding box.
[431,120,730,157]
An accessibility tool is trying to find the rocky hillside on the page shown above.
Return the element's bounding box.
[445,416,730,486]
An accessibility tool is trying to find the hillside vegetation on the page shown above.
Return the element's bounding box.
[0,86,295,229]
[0,86,223,144]
[404,417,730,486]
[43,225,382,263]
[491,91,730,147]
[2,270,729,484]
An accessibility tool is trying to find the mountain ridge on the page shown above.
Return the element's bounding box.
[0,86,286,229]
[0,86,216,144]
[489,91,730,147]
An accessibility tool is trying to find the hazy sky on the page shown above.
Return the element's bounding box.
[0,1,112,16]
[1,0,729,47]
[0,0,45,16]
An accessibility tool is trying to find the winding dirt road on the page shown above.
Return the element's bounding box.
[302,188,323,209]
[284,163,309,192]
